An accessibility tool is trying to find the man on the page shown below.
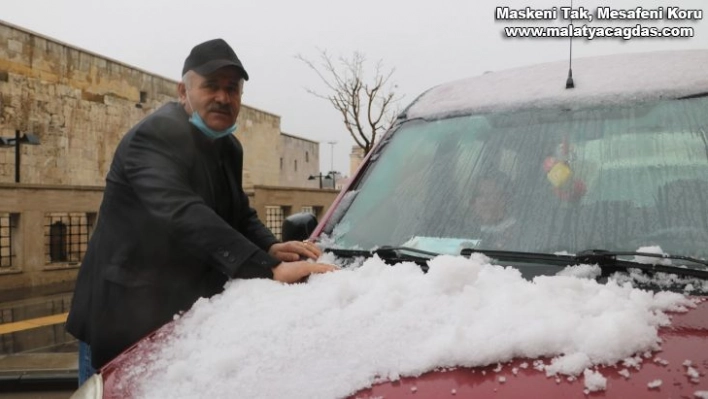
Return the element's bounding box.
[66,38,336,383]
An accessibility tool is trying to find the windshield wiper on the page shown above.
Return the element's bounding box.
[373,246,440,259]
[321,246,439,270]
[322,245,708,279]
[575,249,708,268]
[460,248,708,279]
[678,91,708,100]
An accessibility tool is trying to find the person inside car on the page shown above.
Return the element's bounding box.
[469,171,518,249]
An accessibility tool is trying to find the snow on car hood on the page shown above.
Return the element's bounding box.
[406,50,708,120]
[115,254,701,399]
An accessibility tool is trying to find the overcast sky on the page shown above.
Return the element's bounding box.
[2,0,706,175]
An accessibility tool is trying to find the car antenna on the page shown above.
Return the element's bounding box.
[565,0,575,89]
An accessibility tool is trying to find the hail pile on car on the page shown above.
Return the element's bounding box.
[115,251,706,398]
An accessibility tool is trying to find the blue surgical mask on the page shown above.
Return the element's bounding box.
[186,96,238,139]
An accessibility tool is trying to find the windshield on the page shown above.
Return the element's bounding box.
[325,97,708,259]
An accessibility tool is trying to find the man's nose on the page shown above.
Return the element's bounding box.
[214,88,231,104]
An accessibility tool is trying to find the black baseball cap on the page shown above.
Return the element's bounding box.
[182,38,249,80]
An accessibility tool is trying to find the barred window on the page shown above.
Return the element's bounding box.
[0,213,18,269]
[44,212,95,264]
[301,206,314,215]
[265,206,285,240]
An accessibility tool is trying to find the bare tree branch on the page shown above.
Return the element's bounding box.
[297,49,401,156]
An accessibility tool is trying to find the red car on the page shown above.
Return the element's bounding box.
[73,50,708,399]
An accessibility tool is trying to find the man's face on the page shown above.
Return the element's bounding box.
[179,66,243,131]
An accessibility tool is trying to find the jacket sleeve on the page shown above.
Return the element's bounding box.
[123,115,280,279]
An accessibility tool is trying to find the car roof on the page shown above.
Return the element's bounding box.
[406,49,708,120]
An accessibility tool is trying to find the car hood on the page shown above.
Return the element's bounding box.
[351,298,708,398]
[99,298,708,398]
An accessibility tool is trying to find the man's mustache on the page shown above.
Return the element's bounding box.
[208,104,232,114]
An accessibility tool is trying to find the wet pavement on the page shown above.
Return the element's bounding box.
[0,289,78,395]
[0,392,72,399]
[0,349,77,382]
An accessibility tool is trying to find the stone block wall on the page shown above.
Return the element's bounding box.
[0,22,175,185]
[249,185,339,240]
[350,145,365,177]
[236,105,281,189]
[0,21,285,188]
[279,132,320,188]
[0,184,104,297]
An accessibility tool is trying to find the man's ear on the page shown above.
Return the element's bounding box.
[177,82,186,103]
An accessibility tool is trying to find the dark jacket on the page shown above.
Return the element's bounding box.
[66,102,280,368]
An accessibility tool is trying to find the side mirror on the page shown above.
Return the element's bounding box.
[282,212,318,242]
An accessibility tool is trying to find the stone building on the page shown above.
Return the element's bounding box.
[279,132,320,189]
[0,20,338,298]
[350,145,366,176]
[0,21,315,189]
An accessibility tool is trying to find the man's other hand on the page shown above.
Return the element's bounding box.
[272,261,338,283]
[268,241,322,262]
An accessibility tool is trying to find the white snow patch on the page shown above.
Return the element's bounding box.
[613,270,708,295]
[647,379,662,389]
[653,357,669,366]
[556,264,601,279]
[583,369,607,392]
[623,356,643,370]
[633,246,672,266]
[695,391,708,399]
[687,366,700,379]
[545,353,591,376]
[406,50,708,120]
[117,255,693,399]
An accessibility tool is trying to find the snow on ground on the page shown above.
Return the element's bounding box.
[124,254,695,399]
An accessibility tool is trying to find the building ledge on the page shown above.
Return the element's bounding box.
[0,268,22,276]
[0,183,105,191]
[43,264,81,272]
